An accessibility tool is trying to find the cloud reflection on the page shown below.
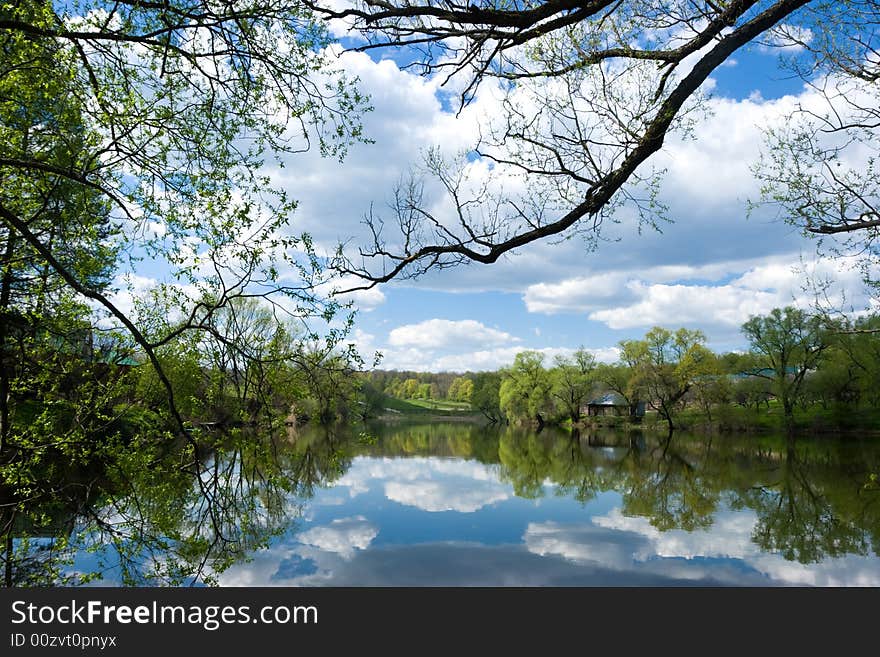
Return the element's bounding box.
[336,457,511,513]
[296,516,379,559]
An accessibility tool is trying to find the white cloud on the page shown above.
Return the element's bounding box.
[388,319,520,350]
[315,275,386,312]
[203,38,880,371]
[524,521,637,570]
[759,24,815,53]
[522,258,791,315]
[523,272,635,314]
[588,280,783,330]
[105,273,158,320]
[520,255,877,335]
[593,508,757,561]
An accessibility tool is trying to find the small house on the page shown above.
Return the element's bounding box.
[585,392,645,418]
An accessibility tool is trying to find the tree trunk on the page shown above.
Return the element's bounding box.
[4,525,12,587]
[0,230,16,454]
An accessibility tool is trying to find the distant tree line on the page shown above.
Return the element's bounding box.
[362,306,880,433]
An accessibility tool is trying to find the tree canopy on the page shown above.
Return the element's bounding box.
[1,0,371,437]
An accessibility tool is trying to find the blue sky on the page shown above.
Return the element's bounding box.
[111,18,877,372]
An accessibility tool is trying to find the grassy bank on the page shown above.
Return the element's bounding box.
[582,402,880,435]
[377,396,483,420]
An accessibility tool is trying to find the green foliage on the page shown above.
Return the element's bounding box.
[741,306,831,425]
[471,371,502,422]
[447,376,474,403]
[356,378,387,420]
[832,314,880,405]
[550,348,596,424]
[595,362,637,411]
[499,351,554,425]
[620,327,708,431]
[402,378,421,399]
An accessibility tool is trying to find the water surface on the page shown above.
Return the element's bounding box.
[20,421,880,586]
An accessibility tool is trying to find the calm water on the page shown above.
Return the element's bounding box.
[59,422,880,586]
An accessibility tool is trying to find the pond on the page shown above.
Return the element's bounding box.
[9,421,880,586]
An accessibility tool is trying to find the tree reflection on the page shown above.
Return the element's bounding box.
[732,438,872,563]
[1,425,343,586]
[619,434,720,532]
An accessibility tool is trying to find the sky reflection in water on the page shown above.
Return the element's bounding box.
[213,426,880,587]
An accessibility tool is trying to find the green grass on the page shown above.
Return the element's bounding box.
[379,396,478,416]
[404,398,473,411]
[673,402,880,434]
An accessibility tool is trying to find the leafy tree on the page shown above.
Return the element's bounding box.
[718,351,760,375]
[801,345,861,409]
[734,439,869,564]
[550,348,596,425]
[356,378,387,420]
[401,378,421,398]
[741,307,831,428]
[752,2,880,302]
[447,376,474,403]
[685,351,730,423]
[499,351,553,426]
[1,0,369,442]
[471,371,503,422]
[0,2,122,450]
[498,429,554,498]
[297,348,361,424]
[732,374,774,413]
[621,327,710,433]
[622,446,720,533]
[833,314,880,405]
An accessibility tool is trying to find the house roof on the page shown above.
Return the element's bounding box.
[587,392,627,406]
[729,366,798,380]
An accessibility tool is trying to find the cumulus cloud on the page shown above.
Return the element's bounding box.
[221,38,878,369]
[524,521,643,570]
[521,255,876,336]
[523,272,637,314]
[588,280,783,330]
[388,319,519,350]
[522,258,792,315]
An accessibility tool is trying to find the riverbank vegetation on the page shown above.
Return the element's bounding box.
[363,307,880,435]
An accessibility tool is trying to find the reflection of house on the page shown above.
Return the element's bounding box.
[584,392,645,418]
